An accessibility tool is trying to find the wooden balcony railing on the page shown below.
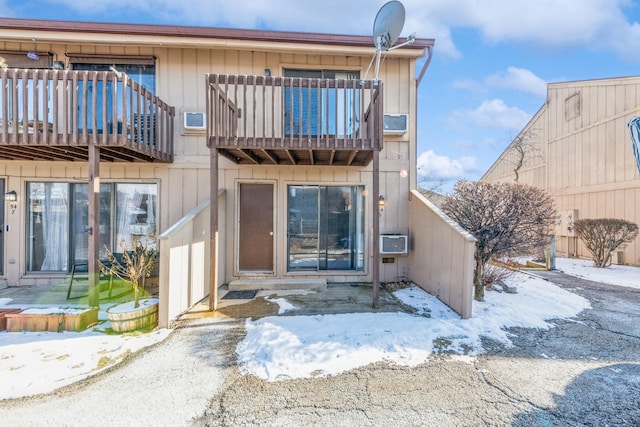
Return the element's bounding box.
[0,69,174,162]
[207,74,383,166]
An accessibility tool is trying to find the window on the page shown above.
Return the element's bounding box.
[72,58,156,133]
[26,182,157,272]
[283,69,360,137]
[0,51,52,69]
[0,51,54,125]
[288,185,364,271]
[27,183,69,272]
[0,74,55,126]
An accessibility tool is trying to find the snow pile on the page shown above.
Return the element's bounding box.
[237,272,591,380]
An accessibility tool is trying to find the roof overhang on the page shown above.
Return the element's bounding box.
[0,18,434,57]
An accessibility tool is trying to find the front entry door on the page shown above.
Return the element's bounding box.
[238,183,274,272]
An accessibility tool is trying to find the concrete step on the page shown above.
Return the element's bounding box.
[228,278,327,291]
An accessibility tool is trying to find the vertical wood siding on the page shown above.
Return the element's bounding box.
[483,77,640,264]
[1,41,419,284]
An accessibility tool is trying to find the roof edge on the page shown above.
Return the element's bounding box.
[0,17,434,50]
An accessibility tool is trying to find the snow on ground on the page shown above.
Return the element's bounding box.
[0,326,171,399]
[555,257,640,289]
[0,257,635,398]
[237,272,591,381]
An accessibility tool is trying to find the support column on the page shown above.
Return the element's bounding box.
[209,148,219,311]
[372,150,380,308]
[88,141,100,308]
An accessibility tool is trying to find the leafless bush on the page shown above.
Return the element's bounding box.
[484,263,514,290]
[442,181,556,301]
[574,218,639,268]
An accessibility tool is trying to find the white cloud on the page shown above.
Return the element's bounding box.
[41,0,640,61]
[486,67,547,97]
[46,0,395,35]
[412,0,640,58]
[450,99,531,131]
[417,149,479,182]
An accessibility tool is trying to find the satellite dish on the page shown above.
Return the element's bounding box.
[369,1,413,81]
[373,1,405,52]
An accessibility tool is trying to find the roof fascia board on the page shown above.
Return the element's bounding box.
[2,29,428,58]
[0,18,433,58]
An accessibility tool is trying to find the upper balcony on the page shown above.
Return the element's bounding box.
[207,74,383,166]
[0,69,174,163]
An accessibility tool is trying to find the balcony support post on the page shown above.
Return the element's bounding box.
[372,149,380,309]
[208,147,219,311]
[88,140,101,308]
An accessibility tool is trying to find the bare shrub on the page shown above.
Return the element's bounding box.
[483,263,514,290]
[573,218,639,268]
[442,181,556,301]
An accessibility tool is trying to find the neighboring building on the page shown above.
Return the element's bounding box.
[482,76,640,265]
[0,18,475,324]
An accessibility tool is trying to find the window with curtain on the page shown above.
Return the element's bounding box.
[283,69,360,137]
[27,183,70,272]
[26,182,157,272]
[115,183,157,251]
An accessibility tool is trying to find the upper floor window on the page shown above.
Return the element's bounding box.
[68,54,156,92]
[283,69,360,138]
[0,50,53,69]
[0,51,54,124]
[68,55,156,132]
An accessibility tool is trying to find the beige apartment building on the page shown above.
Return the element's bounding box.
[0,18,475,325]
[483,76,640,265]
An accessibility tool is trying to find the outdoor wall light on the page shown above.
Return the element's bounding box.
[4,190,17,202]
[264,68,271,76]
[26,38,39,62]
[378,195,385,208]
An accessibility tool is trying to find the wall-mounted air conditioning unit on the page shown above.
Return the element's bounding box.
[383,114,408,134]
[183,112,206,130]
[380,234,408,255]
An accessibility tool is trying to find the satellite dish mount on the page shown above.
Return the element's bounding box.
[370,1,414,82]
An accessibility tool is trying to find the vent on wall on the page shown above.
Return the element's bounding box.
[183,112,206,130]
[383,114,408,134]
[564,92,581,121]
[380,234,408,255]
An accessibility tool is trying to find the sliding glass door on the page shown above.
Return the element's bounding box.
[27,183,70,271]
[73,63,156,133]
[288,185,364,271]
[283,69,360,138]
[26,182,157,272]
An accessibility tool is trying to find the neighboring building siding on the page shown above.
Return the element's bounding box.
[483,76,640,265]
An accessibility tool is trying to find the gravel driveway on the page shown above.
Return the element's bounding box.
[1,272,639,426]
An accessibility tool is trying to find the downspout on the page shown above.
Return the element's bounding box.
[416,45,433,89]
[409,45,433,198]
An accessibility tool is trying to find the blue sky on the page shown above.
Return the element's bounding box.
[3,0,640,192]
